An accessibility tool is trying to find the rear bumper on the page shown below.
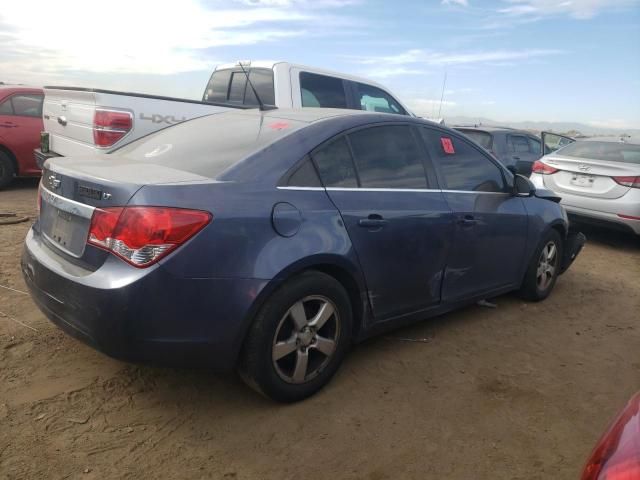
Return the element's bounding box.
[21,227,267,370]
[34,148,61,169]
[530,174,640,235]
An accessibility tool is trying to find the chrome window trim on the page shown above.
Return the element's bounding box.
[40,185,96,219]
[278,186,509,194]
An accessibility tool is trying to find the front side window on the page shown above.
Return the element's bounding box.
[508,135,531,154]
[300,72,347,109]
[311,137,358,187]
[348,125,427,188]
[423,129,506,193]
[354,83,406,115]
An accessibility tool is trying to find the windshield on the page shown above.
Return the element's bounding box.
[557,141,640,164]
[455,129,493,149]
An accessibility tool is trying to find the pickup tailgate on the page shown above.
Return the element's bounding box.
[43,88,97,156]
[42,87,233,157]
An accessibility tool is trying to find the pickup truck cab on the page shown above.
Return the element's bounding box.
[36,61,411,165]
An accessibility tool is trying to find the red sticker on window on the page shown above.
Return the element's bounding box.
[269,121,290,130]
[441,137,455,154]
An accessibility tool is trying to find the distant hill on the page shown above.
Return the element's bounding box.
[443,116,640,137]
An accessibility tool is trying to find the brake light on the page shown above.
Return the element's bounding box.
[581,392,640,480]
[532,160,559,175]
[613,176,640,189]
[93,109,133,148]
[87,206,212,267]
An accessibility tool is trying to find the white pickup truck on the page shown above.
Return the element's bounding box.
[36,61,412,166]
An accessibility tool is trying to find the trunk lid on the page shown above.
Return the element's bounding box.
[541,154,637,200]
[39,157,211,261]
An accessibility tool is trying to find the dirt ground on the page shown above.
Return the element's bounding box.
[1,178,638,480]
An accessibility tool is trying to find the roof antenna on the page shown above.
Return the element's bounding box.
[437,70,447,119]
[238,61,275,111]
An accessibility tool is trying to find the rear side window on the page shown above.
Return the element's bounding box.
[348,125,427,188]
[300,72,347,109]
[423,129,506,192]
[455,129,492,149]
[508,135,531,153]
[285,157,322,187]
[312,137,358,187]
[203,68,275,106]
[354,83,406,115]
[0,98,12,114]
[529,137,542,155]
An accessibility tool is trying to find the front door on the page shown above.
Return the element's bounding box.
[311,125,454,321]
[421,127,529,302]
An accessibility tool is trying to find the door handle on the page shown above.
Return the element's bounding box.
[458,215,476,227]
[358,214,387,228]
[512,156,521,160]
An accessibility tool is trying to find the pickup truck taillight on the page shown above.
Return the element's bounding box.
[87,206,212,267]
[93,109,133,148]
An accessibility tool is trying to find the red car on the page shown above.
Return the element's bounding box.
[582,392,640,479]
[0,85,44,188]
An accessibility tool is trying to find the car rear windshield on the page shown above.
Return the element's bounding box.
[116,112,306,178]
[455,129,492,149]
[203,68,275,106]
[557,141,640,164]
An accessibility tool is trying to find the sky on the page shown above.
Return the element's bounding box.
[1,0,639,129]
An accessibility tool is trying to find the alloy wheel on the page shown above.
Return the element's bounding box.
[272,295,340,384]
[536,241,558,291]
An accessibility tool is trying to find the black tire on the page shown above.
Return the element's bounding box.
[238,271,352,403]
[0,151,16,189]
[518,229,563,301]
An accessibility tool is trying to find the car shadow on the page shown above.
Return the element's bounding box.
[3,177,40,191]
[573,223,639,252]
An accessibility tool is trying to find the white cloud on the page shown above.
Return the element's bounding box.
[442,0,469,6]
[0,0,349,81]
[365,67,431,79]
[353,48,565,67]
[498,0,639,19]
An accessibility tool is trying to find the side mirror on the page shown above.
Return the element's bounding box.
[513,174,535,197]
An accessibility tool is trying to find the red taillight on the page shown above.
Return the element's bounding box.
[93,109,133,148]
[87,206,212,267]
[613,176,640,189]
[532,160,559,175]
[581,392,640,480]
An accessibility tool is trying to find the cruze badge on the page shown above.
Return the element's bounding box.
[578,164,591,172]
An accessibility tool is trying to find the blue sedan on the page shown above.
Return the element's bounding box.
[22,109,584,402]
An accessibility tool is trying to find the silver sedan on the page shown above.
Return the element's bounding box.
[530,138,640,235]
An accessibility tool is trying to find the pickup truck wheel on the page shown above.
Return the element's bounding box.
[238,271,352,403]
[0,152,16,189]
[518,229,563,302]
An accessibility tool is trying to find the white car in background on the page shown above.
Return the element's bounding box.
[530,135,640,235]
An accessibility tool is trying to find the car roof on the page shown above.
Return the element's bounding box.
[225,107,420,125]
[0,85,43,95]
[578,136,640,146]
[453,125,533,134]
